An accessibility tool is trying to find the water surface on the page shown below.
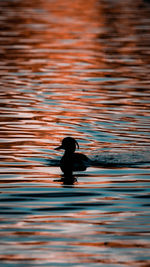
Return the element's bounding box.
[0,0,150,266]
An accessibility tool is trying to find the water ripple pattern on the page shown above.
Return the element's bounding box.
[0,0,150,266]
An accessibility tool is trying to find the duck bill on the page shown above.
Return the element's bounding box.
[55,145,63,150]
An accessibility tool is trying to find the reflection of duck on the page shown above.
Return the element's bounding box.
[55,137,89,176]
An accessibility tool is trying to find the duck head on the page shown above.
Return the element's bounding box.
[55,137,79,153]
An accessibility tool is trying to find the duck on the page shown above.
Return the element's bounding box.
[55,137,89,176]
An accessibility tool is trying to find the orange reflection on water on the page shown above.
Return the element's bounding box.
[0,0,150,266]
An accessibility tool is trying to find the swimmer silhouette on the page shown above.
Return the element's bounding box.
[55,137,89,176]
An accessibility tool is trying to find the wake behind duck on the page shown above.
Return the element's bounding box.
[50,137,150,175]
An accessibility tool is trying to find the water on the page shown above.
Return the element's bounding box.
[0,0,150,266]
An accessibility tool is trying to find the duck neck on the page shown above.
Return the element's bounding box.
[64,149,75,156]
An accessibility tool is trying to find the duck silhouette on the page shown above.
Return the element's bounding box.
[55,137,89,176]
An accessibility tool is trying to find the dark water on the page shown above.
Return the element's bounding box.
[0,0,150,266]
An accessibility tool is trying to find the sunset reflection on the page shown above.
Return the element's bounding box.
[0,0,150,266]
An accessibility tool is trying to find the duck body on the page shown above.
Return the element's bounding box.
[55,137,89,176]
[60,152,89,174]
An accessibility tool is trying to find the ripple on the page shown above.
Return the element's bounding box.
[0,0,150,266]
